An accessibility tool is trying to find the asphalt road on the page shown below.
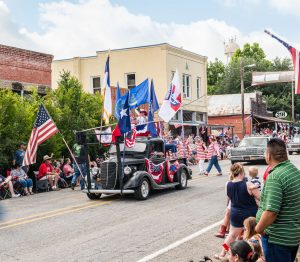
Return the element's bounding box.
[0,155,299,262]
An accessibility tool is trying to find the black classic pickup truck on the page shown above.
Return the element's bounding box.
[82,137,192,200]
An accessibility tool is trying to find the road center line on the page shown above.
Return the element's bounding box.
[0,200,113,230]
[0,201,104,225]
[136,220,222,262]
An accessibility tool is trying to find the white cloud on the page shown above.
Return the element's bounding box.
[269,0,300,16]
[0,1,36,50]
[0,0,295,62]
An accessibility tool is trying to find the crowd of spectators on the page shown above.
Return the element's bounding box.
[212,138,300,262]
[1,132,299,262]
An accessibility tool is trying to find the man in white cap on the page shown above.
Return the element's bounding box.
[38,154,60,190]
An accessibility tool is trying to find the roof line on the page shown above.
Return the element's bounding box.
[97,43,207,59]
[0,44,53,58]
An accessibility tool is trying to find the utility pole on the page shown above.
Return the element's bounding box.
[240,62,256,138]
[240,60,245,138]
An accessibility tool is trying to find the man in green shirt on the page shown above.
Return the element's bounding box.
[256,138,300,262]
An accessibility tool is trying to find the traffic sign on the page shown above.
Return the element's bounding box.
[275,111,288,119]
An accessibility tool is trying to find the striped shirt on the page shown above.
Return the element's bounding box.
[195,142,207,160]
[177,142,190,158]
[256,160,300,246]
[206,142,220,160]
[250,176,261,190]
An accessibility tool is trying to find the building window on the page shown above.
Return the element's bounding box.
[182,74,191,98]
[126,73,136,89]
[183,110,193,121]
[196,112,204,122]
[196,77,201,99]
[91,76,101,94]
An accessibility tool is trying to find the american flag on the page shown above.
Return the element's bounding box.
[22,104,59,166]
[125,129,136,148]
[265,30,300,94]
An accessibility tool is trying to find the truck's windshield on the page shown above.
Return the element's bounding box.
[109,142,147,154]
[293,136,300,143]
[239,137,268,147]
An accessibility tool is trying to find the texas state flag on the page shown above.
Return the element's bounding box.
[158,69,182,122]
[118,92,131,135]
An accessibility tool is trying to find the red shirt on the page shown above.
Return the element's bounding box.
[38,162,54,180]
[263,165,272,182]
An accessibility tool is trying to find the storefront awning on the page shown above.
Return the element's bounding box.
[253,115,291,123]
[169,121,205,127]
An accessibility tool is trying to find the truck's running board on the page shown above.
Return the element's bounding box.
[82,189,135,194]
[152,182,180,189]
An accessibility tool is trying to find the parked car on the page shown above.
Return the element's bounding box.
[82,137,192,200]
[228,136,270,164]
[287,135,300,155]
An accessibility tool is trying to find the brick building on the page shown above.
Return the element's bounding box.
[208,92,279,138]
[0,44,53,94]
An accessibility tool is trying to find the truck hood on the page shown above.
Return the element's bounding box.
[105,157,146,165]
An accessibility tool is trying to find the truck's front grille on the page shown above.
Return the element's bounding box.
[231,148,263,156]
[291,144,300,148]
[100,160,117,189]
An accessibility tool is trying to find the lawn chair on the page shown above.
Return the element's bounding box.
[33,171,49,192]
[7,170,25,196]
[0,183,11,200]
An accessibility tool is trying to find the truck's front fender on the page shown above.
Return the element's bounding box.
[123,171,152,189]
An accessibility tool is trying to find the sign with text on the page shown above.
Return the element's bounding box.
[275,111,288,119]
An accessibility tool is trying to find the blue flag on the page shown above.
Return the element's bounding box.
[147,79,159,137]
[119,79,149,109]
[114,82,122,119]
[118,92,131,135]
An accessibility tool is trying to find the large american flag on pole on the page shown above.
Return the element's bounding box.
[265,30,300,94]
[22,104,59,166]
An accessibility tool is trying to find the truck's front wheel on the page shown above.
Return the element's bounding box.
[135,178,150,200]
[87,193,102,200]
[175,169,188,190]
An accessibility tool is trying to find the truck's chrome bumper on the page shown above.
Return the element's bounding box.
[230,156,264,161]
[82,189,135,194]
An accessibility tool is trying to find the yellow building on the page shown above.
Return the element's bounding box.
[52,43,208,134]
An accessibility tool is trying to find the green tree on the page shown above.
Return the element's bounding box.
[0,71,104,171]
[231,43,267,63]
[206,41,297,119]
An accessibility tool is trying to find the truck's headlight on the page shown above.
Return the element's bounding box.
[124,166,132,175]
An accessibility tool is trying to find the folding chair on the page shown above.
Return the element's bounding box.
[0,183,11,200]
[33,171,49,192]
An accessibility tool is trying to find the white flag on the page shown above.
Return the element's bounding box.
[95,127,112,143]
[158,69,182,122]
[103,56,112,125]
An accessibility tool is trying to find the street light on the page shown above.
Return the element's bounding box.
[240,62,256,138]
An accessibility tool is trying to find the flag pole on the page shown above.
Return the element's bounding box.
[121,134,126,195]
[41,103,88,189]
[59,132,88,189]
[181,109,186,157]
[292,80,295,122]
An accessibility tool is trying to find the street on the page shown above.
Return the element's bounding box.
[1,155,299,262]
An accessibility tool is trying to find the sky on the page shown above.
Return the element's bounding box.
[1,0,300,61]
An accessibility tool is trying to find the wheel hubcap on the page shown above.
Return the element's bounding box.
[181,172,187,186]
[141,181,149,198]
